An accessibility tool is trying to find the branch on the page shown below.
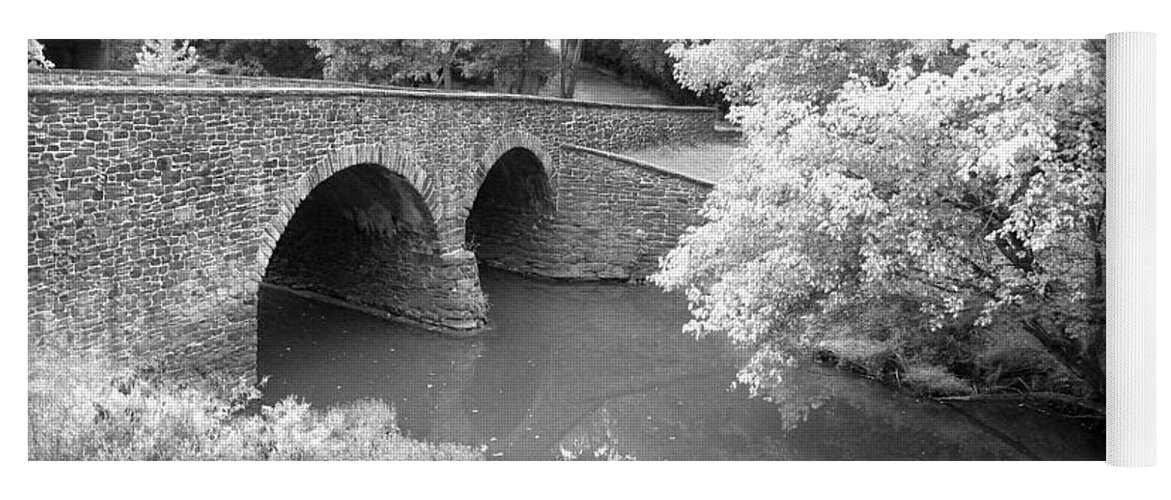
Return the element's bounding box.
[937,392,1104,417]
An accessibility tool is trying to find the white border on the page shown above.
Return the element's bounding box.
[1107,32,1157,467]
[6,1,1169,498]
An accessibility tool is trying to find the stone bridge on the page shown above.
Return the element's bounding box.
[27,70,720,378]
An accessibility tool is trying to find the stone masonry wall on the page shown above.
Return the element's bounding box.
[466,146,714,280]
[27,73,719,379]
[556,148,713,279]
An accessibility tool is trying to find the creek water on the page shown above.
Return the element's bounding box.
[257,268,1104,460]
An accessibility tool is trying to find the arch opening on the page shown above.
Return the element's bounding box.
[465,147,554,273]
[261,162,486,332]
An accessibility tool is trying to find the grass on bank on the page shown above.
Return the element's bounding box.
[28,349,483,460]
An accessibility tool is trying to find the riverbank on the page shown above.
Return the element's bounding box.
[811,344,1106,424]
[27,348,483,460]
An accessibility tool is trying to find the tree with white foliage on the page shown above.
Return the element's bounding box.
[28,39,54,69]
[310,39,554,94]
[134,39,200,74]
[654,40,1105,403]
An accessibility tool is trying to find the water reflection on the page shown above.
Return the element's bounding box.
[257,269,1104,460]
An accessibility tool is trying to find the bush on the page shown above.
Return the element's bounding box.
[557,443,634,461]
[28,350,482,460]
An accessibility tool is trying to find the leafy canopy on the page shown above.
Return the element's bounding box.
[28,39,55,69]
[134,39,200,74]
[309,39,554,93]
[654,40,1105,399]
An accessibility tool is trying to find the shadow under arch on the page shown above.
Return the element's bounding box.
[255,143,487,337]
[473,130,557,194]
[464,131,557,274]
[256,144,445,267]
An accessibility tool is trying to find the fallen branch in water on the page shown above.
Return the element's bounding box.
[935,392,1105,418]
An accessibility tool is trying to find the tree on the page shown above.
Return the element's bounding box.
[461,39,554,94]
[309,39,455,85]
[558,39,584,98]
[309,39,554,94]
[192,40,324,79]
[667,39,923,108]
[134,39,200,74]
[654,40,1106,403]
[580,40,718,106]
[28,39,55,69]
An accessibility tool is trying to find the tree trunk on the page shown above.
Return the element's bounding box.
[443,62,454,90]
[568,40,583,96]
[514,40,530,94]
[559,39,583,98]
[443,40,460,91]
[1022,316,1105,403]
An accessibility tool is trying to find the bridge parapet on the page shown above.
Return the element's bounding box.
[30,68,397,89]
[28,69,719,113]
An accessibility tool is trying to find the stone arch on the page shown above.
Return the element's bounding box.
[253,142,488,335]
[463,131,559,275]
[467,130,556,211]
[254,143,443,277]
